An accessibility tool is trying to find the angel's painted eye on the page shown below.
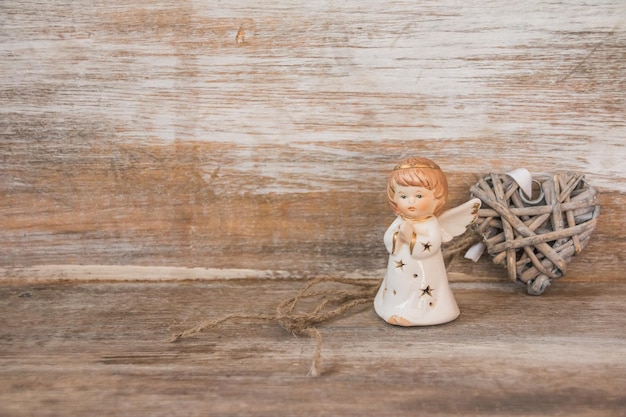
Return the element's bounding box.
[416,194,423,199]
[400,195,407,199]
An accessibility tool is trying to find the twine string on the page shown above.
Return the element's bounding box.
[169,233,478,376]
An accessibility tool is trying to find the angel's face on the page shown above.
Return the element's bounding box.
[393,184,438,220]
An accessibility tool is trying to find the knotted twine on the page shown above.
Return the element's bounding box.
[169,235,478,377]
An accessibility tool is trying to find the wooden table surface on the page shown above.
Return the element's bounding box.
[1,278,625,417]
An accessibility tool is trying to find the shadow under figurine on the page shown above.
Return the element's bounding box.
[374,157,481,326]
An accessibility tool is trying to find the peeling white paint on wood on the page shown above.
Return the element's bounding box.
[1,0,624,276]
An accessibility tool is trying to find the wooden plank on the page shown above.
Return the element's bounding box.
[0,141,622,281]
[1,1,625,279]
[0,279,624,416]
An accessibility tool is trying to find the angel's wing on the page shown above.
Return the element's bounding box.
[439,198,481,243]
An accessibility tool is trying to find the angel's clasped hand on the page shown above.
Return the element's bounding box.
[397,221,415,248]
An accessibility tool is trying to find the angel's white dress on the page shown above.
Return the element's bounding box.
[374,198,480,326]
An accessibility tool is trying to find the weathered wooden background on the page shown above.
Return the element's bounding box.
[1,2,625,416]
[1,0,624,282]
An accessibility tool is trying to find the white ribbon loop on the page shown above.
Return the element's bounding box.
[506,168,533,199]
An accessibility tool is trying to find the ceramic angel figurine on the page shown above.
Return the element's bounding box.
[374,157,481,326]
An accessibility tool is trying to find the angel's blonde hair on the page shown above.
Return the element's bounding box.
[387,157,449,215]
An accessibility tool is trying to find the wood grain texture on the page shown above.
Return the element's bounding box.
[0,279,624,416]
[1,1,625,280]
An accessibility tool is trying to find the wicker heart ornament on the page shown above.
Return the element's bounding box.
[470,172,600,295]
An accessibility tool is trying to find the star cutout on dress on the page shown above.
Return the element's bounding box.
[394,259,405,270]
[422,241,432,252]
[420,285,433,297]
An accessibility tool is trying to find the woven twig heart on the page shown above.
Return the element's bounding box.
[470,172,600,295]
